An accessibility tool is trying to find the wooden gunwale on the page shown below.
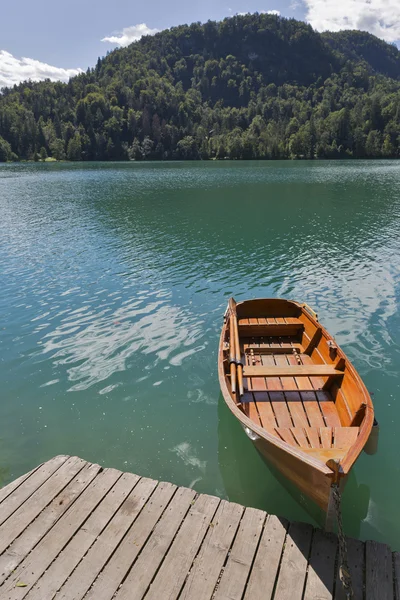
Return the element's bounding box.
[218,298,374,483]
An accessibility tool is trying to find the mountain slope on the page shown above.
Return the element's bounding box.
[322,30,400,80]
[1,13,400,161]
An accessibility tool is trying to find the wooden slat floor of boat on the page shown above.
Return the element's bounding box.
[242,341,350,450]
[0,456,395,600]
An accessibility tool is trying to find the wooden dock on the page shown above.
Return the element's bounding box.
[0,455,397,599]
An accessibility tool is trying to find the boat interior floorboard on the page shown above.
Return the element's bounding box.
[241,337,357,451]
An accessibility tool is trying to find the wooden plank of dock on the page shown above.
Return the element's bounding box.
[365,540,394,600]
[0,455,396,600]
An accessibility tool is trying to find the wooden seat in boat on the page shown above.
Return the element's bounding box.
[238,317,304,337]
[239,317,303,325]
[243,364,344,378]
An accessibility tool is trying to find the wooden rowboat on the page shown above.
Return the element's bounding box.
[218,297,375,525]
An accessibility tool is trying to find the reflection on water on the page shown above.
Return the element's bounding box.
[40,299,206,391]
[0,160,399,549]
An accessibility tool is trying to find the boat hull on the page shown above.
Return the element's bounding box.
[250,429,343,512]
[244,427,332,512]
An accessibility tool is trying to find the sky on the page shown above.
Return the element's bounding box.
[1,0,400,88]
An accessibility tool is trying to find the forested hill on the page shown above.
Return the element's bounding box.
[1,13,400,162]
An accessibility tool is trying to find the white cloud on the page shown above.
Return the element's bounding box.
[0,50,82,89]
[303,0,400,43]
[101,23,159,47]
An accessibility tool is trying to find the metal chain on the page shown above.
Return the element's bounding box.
[332,484,353,599]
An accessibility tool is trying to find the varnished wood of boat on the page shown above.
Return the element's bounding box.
[218,298,375,521]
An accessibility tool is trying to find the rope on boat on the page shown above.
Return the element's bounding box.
[332,484,353,598]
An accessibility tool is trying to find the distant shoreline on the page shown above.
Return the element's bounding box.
[3,156,400,164]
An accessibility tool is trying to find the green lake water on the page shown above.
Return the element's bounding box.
[1,160,399,548]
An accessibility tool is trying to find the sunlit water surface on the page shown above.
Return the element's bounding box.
[1,160,399,548]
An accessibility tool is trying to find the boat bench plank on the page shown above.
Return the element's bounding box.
[239,317,303,325]
[239,324,303,333]
[243,365,344,378]
[238,320,304,337]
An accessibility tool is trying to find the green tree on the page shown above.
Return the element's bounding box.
[177,136,198,159]
[0,136,13,162]
[365,130,382,157]
[142,136,154,159]
[382,134,395,157]
[66,133,82,161]
[128,139,142,160]
[50,138,66,160]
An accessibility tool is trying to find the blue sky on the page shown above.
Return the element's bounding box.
[1,0,399,88]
